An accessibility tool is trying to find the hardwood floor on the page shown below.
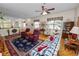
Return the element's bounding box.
[0,34,78,56]
[3,40,10,56]
[58,38,77,56]
[0,36,10,56]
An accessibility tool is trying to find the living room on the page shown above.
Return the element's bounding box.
[0,3,79,56]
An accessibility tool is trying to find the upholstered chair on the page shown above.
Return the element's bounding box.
[28,29,40,42]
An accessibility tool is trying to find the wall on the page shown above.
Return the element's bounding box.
[77,7,79,17]
[27,7,79,35]
[32,7,79,22]
[77,17,79,27]
[76,7,79,26]
[0,7,79,36]
[0,17,26,36]
[72,7,79,25]
[27,7,79,34]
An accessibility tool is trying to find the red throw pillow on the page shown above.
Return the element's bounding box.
[37,45,47,52]
[49,36,54,42]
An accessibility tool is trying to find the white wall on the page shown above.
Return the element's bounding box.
[28,7,79,35]
[32,7,79,22]
[0,7,79,36]
[77,7,79,17]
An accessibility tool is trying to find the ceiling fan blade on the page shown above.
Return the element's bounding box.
[47,11,50,13]
[48,8,55,11]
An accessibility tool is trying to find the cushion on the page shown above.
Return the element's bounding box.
[33,29,40,35]
[49,36,54,42]
[25,28,30,32]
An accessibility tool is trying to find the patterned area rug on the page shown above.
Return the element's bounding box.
[5,40,19,56]
[12,37,41,53]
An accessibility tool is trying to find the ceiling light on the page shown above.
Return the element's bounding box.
[42,11,47,15]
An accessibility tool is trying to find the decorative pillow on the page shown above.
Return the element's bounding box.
[37,45,48,52]
[49,36,54,42]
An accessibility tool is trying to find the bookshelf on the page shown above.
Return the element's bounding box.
[63,21,74,34]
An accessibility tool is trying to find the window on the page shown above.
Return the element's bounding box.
[0,20,12,29]
[34,22,40,29]
[46,19,62,35]
[54,20,62,30]
[47,20,62,30]
[3,21,11,28]
[47,20,54,29]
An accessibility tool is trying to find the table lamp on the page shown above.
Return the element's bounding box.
[70,26,79,40]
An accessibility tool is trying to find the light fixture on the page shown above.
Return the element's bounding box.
[70,26,79,40]
[42,11,47,15]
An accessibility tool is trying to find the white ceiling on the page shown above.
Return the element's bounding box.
[0,3,79,19]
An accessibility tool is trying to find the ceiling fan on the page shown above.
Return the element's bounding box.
[35,4,55,15]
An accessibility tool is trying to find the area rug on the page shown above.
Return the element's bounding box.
[5,40,19,56]
[12,37,42,54]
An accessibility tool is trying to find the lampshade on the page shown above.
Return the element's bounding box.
[70,26,79,34]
